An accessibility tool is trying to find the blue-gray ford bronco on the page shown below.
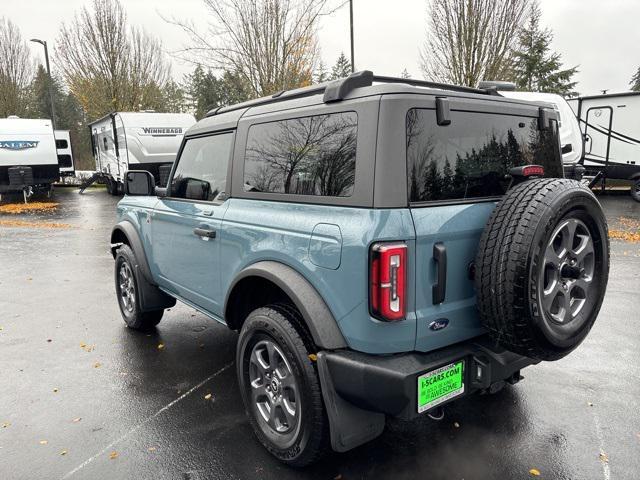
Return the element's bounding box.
[111,71,609,466]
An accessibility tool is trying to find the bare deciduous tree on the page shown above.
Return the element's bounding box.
[55,0,170,119]
[167,0,339,97]
[0,18,34,117]
[420,0,531,87]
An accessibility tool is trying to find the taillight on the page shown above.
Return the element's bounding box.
[370,242,407,321]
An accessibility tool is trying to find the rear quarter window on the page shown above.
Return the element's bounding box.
[406,109,563,203]
[243,111,357,197]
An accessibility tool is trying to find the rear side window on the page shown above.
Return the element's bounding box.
[406,109,563,203]
[244,112,357,197]
[56,139,68,149]
[170,132,233,202]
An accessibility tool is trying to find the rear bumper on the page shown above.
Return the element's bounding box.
[0,164,59,192]
[319,336,536,421]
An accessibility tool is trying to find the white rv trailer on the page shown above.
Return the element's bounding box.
[54,130,75,177]
[0,117,59,201]
[478,82,585,179]
[500,91,583,166]
[86,112,196,194]
[568,92,640,200]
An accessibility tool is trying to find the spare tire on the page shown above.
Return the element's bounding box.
[475,178,609,361]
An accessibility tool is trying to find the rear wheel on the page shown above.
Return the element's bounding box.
[114,245,163,330]
[476,178,609,361]
[236,305,329,467]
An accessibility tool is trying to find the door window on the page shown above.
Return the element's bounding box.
[170,132,233,202]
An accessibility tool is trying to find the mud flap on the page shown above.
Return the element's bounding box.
[317,351,385,452]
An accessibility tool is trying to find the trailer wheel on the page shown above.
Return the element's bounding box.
[631,179,640,202]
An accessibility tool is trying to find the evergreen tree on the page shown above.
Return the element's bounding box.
[161,81,187,113]
[314,61,330,83]
[630,66,640,92]
[330,53,352,80]
[400,69,411,79]
[183,66,252,120]
[511,3,578,96]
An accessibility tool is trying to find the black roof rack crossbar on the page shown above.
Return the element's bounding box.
[372,75,494,96]
[205,70,496,117]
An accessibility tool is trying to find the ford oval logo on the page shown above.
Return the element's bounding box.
[429,319,449,331]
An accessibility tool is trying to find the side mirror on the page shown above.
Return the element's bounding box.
[155,186,167,198]
[184,178,211,201]
[125,170,155,196]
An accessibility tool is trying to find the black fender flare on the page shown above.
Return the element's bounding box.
[224,261,347,350]
[110,221,154,285]
[110,221,175,312]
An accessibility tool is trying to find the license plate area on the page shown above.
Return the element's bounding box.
[417,359,465,413]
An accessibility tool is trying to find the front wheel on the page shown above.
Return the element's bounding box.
[236,305,329,467]
[114,244,163,330]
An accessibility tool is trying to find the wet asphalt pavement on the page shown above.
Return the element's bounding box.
[0,187,639,480]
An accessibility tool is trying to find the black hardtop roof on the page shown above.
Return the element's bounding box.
[188,70,556,137]
[204,70,500,119]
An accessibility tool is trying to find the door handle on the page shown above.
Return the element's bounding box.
[193,227,216,239]
[432,242,447,304]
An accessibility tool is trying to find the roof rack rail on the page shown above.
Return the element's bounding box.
[205,85,326,118]
[204,70,497,117]
[372,75,496,96]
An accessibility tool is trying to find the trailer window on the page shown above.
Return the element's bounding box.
[170,133,233,202]
[406,109,563,203]
[56,139,68,149]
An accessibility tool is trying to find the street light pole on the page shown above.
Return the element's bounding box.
[30,39,56,129]
[349,0,355,72]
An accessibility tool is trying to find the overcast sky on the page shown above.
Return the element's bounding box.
[4,0,639,96]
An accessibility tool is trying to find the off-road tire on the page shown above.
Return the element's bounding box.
[236,304,329,467]
[475,178,609,361]
[114,244,163,330]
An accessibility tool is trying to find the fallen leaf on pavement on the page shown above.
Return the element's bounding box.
[157,343,165,350]
[39,440,48,445]
[72,418,82,423]
[53,388,59,393]
[1,423,9,428]
[587,402,594,407]
[148,447,156,452]
[93,362,102,368]
[204,393,212,400]
[109,451,118,460]
[599,452,609,463]
[308,353,318,362]
[529,468,541,476]
[454,422,460,428]
[60,450,68,456]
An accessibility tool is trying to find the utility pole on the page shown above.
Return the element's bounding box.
[349,0,355,72]
[30,39,57,129]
